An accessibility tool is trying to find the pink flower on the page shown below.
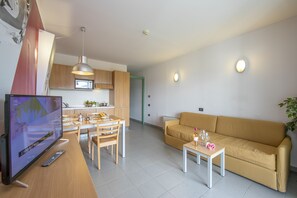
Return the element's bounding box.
[194,128,197,131]
[206,142,216,150]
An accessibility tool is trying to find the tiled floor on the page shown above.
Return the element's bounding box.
[80,120,297,198]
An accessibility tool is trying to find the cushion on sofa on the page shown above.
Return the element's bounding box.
[208,132,277,170]
[180,112,217,132]
[216,116,285,147]
[167,125,194,142]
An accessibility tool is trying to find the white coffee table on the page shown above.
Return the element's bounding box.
[183,141,225,188]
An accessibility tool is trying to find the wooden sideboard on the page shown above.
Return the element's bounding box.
[0,134,97,198]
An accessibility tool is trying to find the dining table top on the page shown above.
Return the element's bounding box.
[65,115,124,127]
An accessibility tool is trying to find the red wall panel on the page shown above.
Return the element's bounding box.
[11,0,44,95]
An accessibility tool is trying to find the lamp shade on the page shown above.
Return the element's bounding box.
[235,59,247,73]
[72,56,94,75]
[173,72,179,82]
[72,27,94,76]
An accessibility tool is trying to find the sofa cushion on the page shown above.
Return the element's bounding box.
[167,125,195,142]
[209,132,277,171]
[216,116,285,147]
[180,112,217,132]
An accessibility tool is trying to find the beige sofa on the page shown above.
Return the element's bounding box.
[164,112,292,192]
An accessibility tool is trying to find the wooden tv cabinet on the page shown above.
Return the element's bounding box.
[0,134,97,198]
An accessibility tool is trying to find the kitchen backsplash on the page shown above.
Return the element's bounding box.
[49,89,110,107]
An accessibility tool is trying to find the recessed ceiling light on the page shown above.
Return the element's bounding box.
[142,29,150,36]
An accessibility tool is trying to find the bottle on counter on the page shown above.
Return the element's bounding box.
[79,113,83,122]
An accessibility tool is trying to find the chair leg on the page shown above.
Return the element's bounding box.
[91,142,94,161]
[97,145,101,170]
[76,132,80,143]
[111,145,114,156]
[88,130,91,154]
[116,144,118,164]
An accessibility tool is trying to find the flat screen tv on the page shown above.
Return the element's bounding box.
[0,94,63,185]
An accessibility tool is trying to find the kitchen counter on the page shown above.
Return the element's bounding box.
[63,106,114,110]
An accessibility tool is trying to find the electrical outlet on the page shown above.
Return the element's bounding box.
[148,104,150,107]
[148,114,150,116]
[199,108,204,112]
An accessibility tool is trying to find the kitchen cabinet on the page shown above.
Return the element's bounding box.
[74,74,94,80]
[74,108,97,117]
[114,107,129,126]
[62,109,75,115]
[49,64,112,90]
[94,70,113,89]
[97,108,115,115]
[110,71,130,126]
[49,64,74,89]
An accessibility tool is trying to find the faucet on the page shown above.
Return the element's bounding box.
[63,102,69,108]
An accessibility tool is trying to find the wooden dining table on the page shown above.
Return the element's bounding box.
[72,115,126,157]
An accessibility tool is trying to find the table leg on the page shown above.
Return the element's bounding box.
[197,154,200,164]
[208,157,212,188]
[122,122,126,158]
[220,150,225,176]
[183,147,187,172]
[87,129,91,154]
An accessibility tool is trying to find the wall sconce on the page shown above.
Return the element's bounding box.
[235,58,247,73]
[173,72,179,82]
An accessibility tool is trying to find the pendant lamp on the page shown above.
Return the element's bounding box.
[72,27,94,75]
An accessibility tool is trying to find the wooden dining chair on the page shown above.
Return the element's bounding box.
[86,112,109,154]
[91,119,121,170]
[62,114,81,142]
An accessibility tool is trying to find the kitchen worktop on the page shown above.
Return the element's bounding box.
[63,106,114,110]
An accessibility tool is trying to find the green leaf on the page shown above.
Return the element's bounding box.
[279,97,297,133]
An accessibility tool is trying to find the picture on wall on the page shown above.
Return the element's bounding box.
[0,0,31,44]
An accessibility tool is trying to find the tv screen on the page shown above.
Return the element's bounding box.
[1,94,63,185]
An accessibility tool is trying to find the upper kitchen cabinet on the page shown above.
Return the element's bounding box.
[74,74,94,80]
[49,64,75,89]
[94,70,113,89]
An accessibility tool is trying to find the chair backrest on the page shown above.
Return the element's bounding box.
[63,114,78,129]
[63,114,79,122]
[62,114,81,141]
[96,119,121,139]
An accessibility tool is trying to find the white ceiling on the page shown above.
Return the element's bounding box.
[37,0,297,71]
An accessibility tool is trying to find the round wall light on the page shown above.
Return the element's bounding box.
[235,58,247,73]
[173,72,179,82]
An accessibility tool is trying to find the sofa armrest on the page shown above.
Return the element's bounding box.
[276,136,292,192]
[164,119,180,135]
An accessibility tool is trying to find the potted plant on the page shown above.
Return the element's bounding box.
[279,97,297,132]
[85,100,97,107]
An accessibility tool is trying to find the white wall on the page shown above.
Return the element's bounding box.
[50,89,109,107]
[36,30,55,95]
[49,53,127,106]
[0,25,23,135]
[54,53,127,71]
[131,16,297,167]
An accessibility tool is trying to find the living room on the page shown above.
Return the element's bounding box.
[0,0,297,198]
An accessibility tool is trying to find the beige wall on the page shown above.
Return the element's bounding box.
[131,16,297,167]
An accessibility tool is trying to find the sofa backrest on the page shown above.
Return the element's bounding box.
[180,112,217,132]
[216,116,285,147]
